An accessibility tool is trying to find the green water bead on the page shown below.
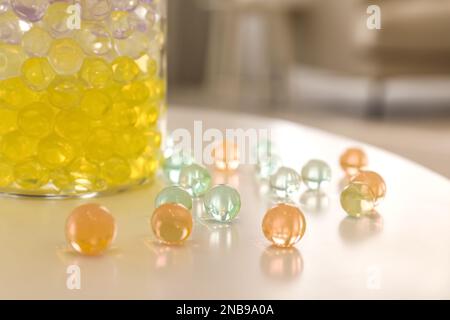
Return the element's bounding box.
[270,166,302,198]
[163,151,194,184]
[301,159,332,190]
[179,163,212,197]
[155,186,193,210]
[340,182,376,217]
[204,184,241,223]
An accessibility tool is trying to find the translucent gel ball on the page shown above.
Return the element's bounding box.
[262,204,307,248]
[0,0,8,13]
[55,109,90,142]
[270,166,302,198]
[85,128,115,163]
[79,57,113,88]
[179,163,212,197]
[301,159,332,190]
[212,140,240,171]
[111,0,139,11]
[0,131,36,162]
[11,0,49,22]
[14,160,49,189]
[121,80,149,105]
[0,106,17,134]
[100,156,131,185]
[21,57,56,91]
[340,182,376,217]
[48,38,84,75]
[75,22,112,56]
[43,2,73,38]
[81,0,112,21]
[151,203,193,245]
[155,186,193,210]
[340,147,368,176]
[0,11,22,44]
[113,127,147,158]
[256,153,282,179]
[65,203,117,256]
[80,89,112,119]
[0,160,13,187]
[67,157,102,192]
[111,56,140,83]
[48,76,84,108]
[204,184,241,223]
[38,135,76,168]
[114,31,149,58]
[109,10,134,39]
[351,171,386,203]
[17,102,54,138]
[162,150,193,184]
[22,27,52,56]
[0,44,27,78]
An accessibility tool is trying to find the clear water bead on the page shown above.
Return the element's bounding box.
[301,159,332,190]
[270,166,302,199]
[204,184,241,223]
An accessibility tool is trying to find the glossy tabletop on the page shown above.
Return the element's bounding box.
[0,107,449,299]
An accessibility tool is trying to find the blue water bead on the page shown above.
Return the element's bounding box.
[204,185,241,223]
[301,159,332,190]
[270,166,302,199]
[179,163,211,197]
[155,186,193,210]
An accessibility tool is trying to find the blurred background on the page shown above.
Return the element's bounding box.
[166,0,450,177]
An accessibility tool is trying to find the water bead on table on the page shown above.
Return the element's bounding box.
[339,147,368,176]
[204,185,241,223]
[301,159,332,190]
[256,153,282,179]
[65,203,117,256]
[48,38,85,75]
[11,0,48,22]
[21,57,56,91]
[340,183,376,217]
[179,163,212,197]
[162,150,194,184]
[269,166,302,199]
[151,203,193,245]
[350,171,386,202]
[155,186,193,210]
[262,204,307,248]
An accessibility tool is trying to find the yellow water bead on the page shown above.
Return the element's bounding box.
[67,157,103,192]
[79,57,113,88]
[0,43,27,78]
[50,168,73,192]
[111,56,140,83]
[48,76,84,109]
[106,101,138,130]
[22,27,52,56]
[14,160,49,190]
[80,89,112,119]
[37,135,76,168]
[85,127,115,163]
[0,131,37,162]
[101,156,131,185]
[55,109,90,142]
[0,77,38,109]
[113,128,147,158]
[0,105,17,134]
[135,103,159,128]
[121,80,149,105]
[17,102,54,138]
[21,57,56,91]
[129,155,159,180]
[48,38,84,75]
[0,160,13,187]
[145,78,165,102]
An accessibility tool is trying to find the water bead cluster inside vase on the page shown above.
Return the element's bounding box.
[0,0,166,197]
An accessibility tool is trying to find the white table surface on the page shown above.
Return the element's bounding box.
[0,106,449,299]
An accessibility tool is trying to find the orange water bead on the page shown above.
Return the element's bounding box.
[351,170,386,201]
[339,147,368,176]
[212,140,240,171]
[262,204,307,248]
[151,203,193,245]
[65,203,117,256]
